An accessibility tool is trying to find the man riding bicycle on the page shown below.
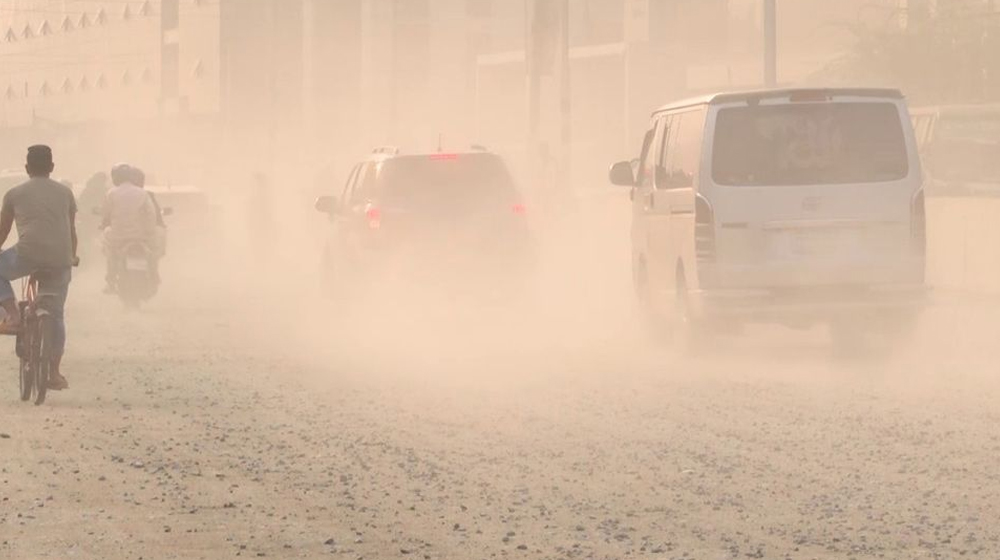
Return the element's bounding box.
[102,163,159,293]
[0,145,78,391]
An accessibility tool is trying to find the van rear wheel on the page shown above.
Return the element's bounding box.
[671,277,711,356]
[634,264,671,345]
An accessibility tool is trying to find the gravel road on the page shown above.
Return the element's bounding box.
[3,238,1000,560]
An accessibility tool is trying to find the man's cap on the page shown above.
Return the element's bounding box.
[27,145,53,165]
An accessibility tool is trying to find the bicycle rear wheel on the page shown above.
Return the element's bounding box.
[19,358,32,402]
[30,316,49,406]
[16,303,31,401]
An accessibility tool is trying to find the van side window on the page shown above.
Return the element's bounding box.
[634,127,656,187]
[655,115,675,187]
[638,118,667,188]
[663,108,707,189]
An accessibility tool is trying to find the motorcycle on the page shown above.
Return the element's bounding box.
[113,242,159,308]
[99,206,171,308]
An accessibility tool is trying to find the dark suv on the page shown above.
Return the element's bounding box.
[315,147,534,295]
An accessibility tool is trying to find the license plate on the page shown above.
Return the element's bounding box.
[772,231,859,260]
[126,258,148,270]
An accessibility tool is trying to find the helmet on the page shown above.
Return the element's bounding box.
[130,167,146,188]
[111,163,132,186]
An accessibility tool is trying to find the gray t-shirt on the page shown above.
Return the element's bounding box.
[2,177,77,268]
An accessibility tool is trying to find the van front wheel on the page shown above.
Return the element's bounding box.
[671,276,710,355]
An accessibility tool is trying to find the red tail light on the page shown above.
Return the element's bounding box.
[366,207,381,230]
[511,203,527,215]
[430,153,460,161]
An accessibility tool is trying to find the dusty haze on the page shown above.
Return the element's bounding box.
[3,1,1000,559]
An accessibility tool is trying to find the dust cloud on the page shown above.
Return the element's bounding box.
[4,1,1000,559]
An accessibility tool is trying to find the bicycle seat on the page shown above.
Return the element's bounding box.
[29,269,60,283]
[28,269,66,298]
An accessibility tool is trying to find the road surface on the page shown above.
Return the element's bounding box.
[3,235,1000,560]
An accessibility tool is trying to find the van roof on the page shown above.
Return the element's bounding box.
[653,87,905,115]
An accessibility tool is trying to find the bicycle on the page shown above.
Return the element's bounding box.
[16,271,61,406]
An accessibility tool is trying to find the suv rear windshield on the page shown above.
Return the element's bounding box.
[378,154,517,208]
[712,102,909,186]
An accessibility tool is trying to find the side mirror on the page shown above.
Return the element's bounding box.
[609,161,635,186]
[314,195,338,214]
[161,207,174,217]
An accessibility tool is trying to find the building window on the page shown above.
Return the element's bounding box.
[79,77,90,91]
[97,74,108,89]
[394,0,430,93]
[162,0,179,30]
[22,24,33,39]
[141,67,154,84]
[39,21,52,36]
[139,0,153,17]
[96,9,107,25]
[78,13,90,28]
[39,81,51,96]
[5,86,16,101]
[122,70,132,86]
[122,4,133,21]
[61,16,74,32]
[162,43,179,97]
[467,0,492,18]
[61,78,73,94]
[4,28,16,42]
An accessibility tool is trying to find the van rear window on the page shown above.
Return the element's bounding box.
[712,102,909,186]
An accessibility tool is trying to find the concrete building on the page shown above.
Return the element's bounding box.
[0,0,221,176]
[3,0,996,183]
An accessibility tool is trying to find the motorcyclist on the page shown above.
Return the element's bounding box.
[101,163,157,293]
[129,167,165,227]
[129,167,167,258]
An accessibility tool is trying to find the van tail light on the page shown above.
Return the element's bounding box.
[695,195,716,264]
[511,203,527,215]
[366,207,382,230]
[910,189,926,256]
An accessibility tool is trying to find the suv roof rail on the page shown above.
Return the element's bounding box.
[372,146,400,156]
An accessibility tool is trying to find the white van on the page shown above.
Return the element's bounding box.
[609,88,926,347]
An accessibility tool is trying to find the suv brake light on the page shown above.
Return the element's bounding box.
[366,207,382,230]
[512,203,527,215]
